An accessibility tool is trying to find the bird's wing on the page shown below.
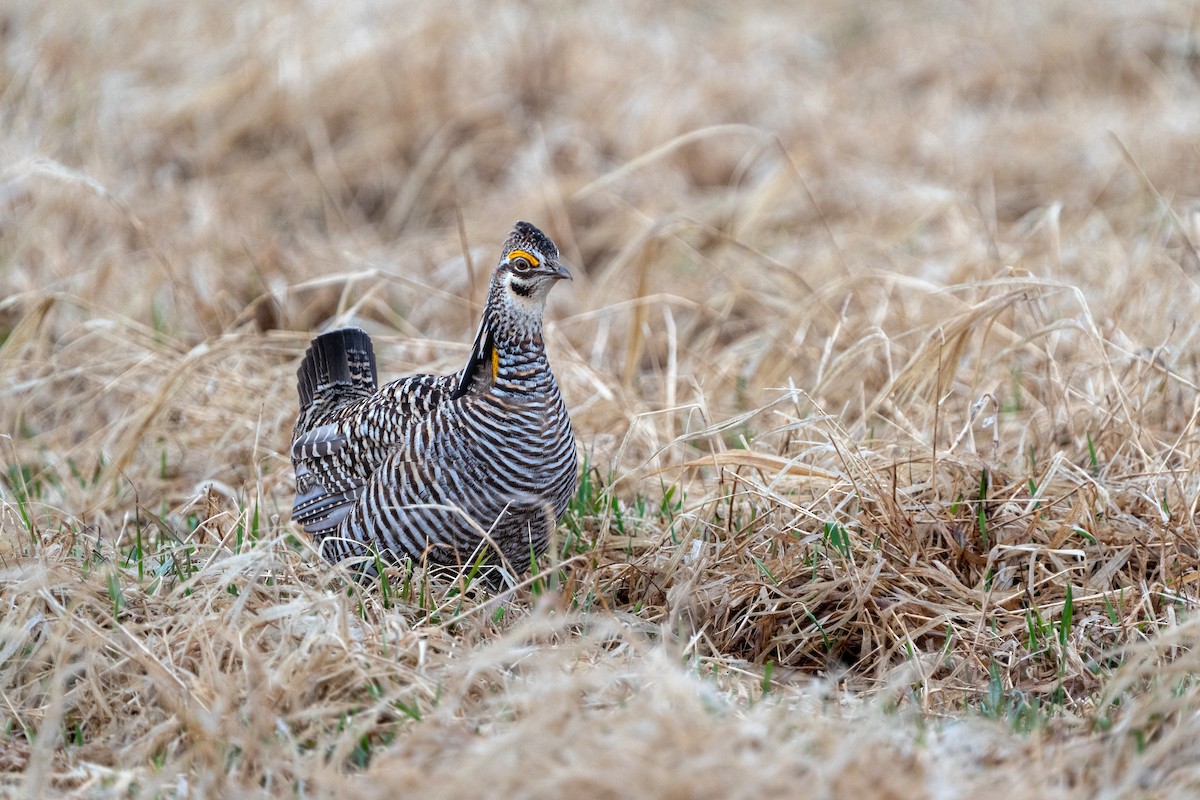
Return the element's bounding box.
[290,373,457,537]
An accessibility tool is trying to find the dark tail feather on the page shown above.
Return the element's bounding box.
[297,327,379,412]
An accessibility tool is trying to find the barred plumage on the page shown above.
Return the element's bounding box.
[290,221,578,578]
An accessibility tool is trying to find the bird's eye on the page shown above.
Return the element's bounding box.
[507,249,539,272]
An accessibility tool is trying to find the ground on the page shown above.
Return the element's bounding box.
[3,0,1200,796]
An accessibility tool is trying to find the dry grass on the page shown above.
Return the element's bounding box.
[4,0,1200,795]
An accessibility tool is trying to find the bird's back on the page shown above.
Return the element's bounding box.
[291,329,457,535]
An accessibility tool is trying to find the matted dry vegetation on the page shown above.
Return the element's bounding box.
[4,0,1200,796]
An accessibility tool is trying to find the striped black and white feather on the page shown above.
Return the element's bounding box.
[291,221,578,578]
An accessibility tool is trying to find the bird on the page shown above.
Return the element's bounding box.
[289,221,578,583]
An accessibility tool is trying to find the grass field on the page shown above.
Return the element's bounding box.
[4,0,1200,796]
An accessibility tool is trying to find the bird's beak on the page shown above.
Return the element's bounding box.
[554,262,574,281]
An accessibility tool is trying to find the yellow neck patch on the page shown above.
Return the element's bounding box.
[491,347,500,381]
[508,249,540,267]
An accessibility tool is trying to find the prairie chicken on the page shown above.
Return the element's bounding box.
[291,221,578,580]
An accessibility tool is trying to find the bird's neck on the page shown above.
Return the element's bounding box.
[487,300,545,351]
[452,295,547,398]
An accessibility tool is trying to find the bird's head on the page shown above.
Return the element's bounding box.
[493,221,572,308]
